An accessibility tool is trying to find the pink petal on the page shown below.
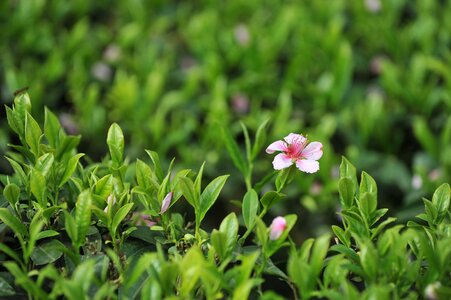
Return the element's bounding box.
[301,142,323,160]
[273,153,293,170]
[160,191,173,214]
[296,159,320,173]
[266,140,287,154]
[269,216,287,240]
[284,133,306,145]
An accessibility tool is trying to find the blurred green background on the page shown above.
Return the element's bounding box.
[1,0,450,236]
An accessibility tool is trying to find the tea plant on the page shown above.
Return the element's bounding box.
[0,93,450,299]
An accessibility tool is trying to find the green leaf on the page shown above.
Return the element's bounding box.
[135,159,152,189]
[260,191,285,209]
[30,169,46,205]
[145,150,164,182]
[255,218,268,248]
[64,211,78,246]
[211,230,227,261]
[0,243,22,264]
[111,203,134,237]
[3,184,20,207]
[220,125,247,175]
[358,172,377,216]
[4,262,46,299]
[75,190,92,247]
[125,253,157,288]
[194,162,205,197]
[0,276,15,296]
[36,153,54,177]
[358,240,378,281]
[423,198,437,224]
[252,119,270,160]
[44,107,62,148]
[30,240,64,265]
[0,208,26,240]
[59,153,84,187]
[199,175,229,222]
[218,212,238,258]
[338,177,355,208]
[431,183,450,223]
[242,189,259,228]
[56,135,81,160]
[94,174,113,199]
[178,176,197,209]
[413,116,438,158]
[340,157,357,188]
[310,234,330,279]
[275,165,295,192]
[25,112,42,157]
[240,121,252,163]
[107,123,124,167]
[5,158,27,185]
[332,225,349,247]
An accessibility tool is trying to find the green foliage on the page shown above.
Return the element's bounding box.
[1,1,451,297]
[0,100,450,298]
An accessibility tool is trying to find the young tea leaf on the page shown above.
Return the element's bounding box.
[242,189,259,228]
[111,203,134,237]
[25,112,42,157]
[75,190,92,247]
[107,123,124,167]
[58,153,84,187]
[3,184,20,207]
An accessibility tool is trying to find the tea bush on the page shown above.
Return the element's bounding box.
[0,94,450,299]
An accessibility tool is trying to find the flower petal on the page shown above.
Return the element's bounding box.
[284,133,306,145]
[266,140,287,154]
[296,159,320,173]
[301,142,323,160]
[273,153,293,170]
[160,191,173,214]
[269,216,287,240]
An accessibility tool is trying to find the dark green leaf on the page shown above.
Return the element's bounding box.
[199,175,229,222]
[0,276,15,296]
[30,240,64,265]
[0,208,26,239]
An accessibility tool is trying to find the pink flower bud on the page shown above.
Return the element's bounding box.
[160,192,173,214]
[269,216,287,240]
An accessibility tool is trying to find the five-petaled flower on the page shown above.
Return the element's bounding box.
[266,133,323,173]
[269,216,287,240]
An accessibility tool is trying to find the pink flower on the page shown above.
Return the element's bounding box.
[269,216,287,240]
[266,133,323,173]
[133,212,157,227]
[160,192,173,214]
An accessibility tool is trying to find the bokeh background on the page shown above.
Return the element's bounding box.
[1,0,450,238]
